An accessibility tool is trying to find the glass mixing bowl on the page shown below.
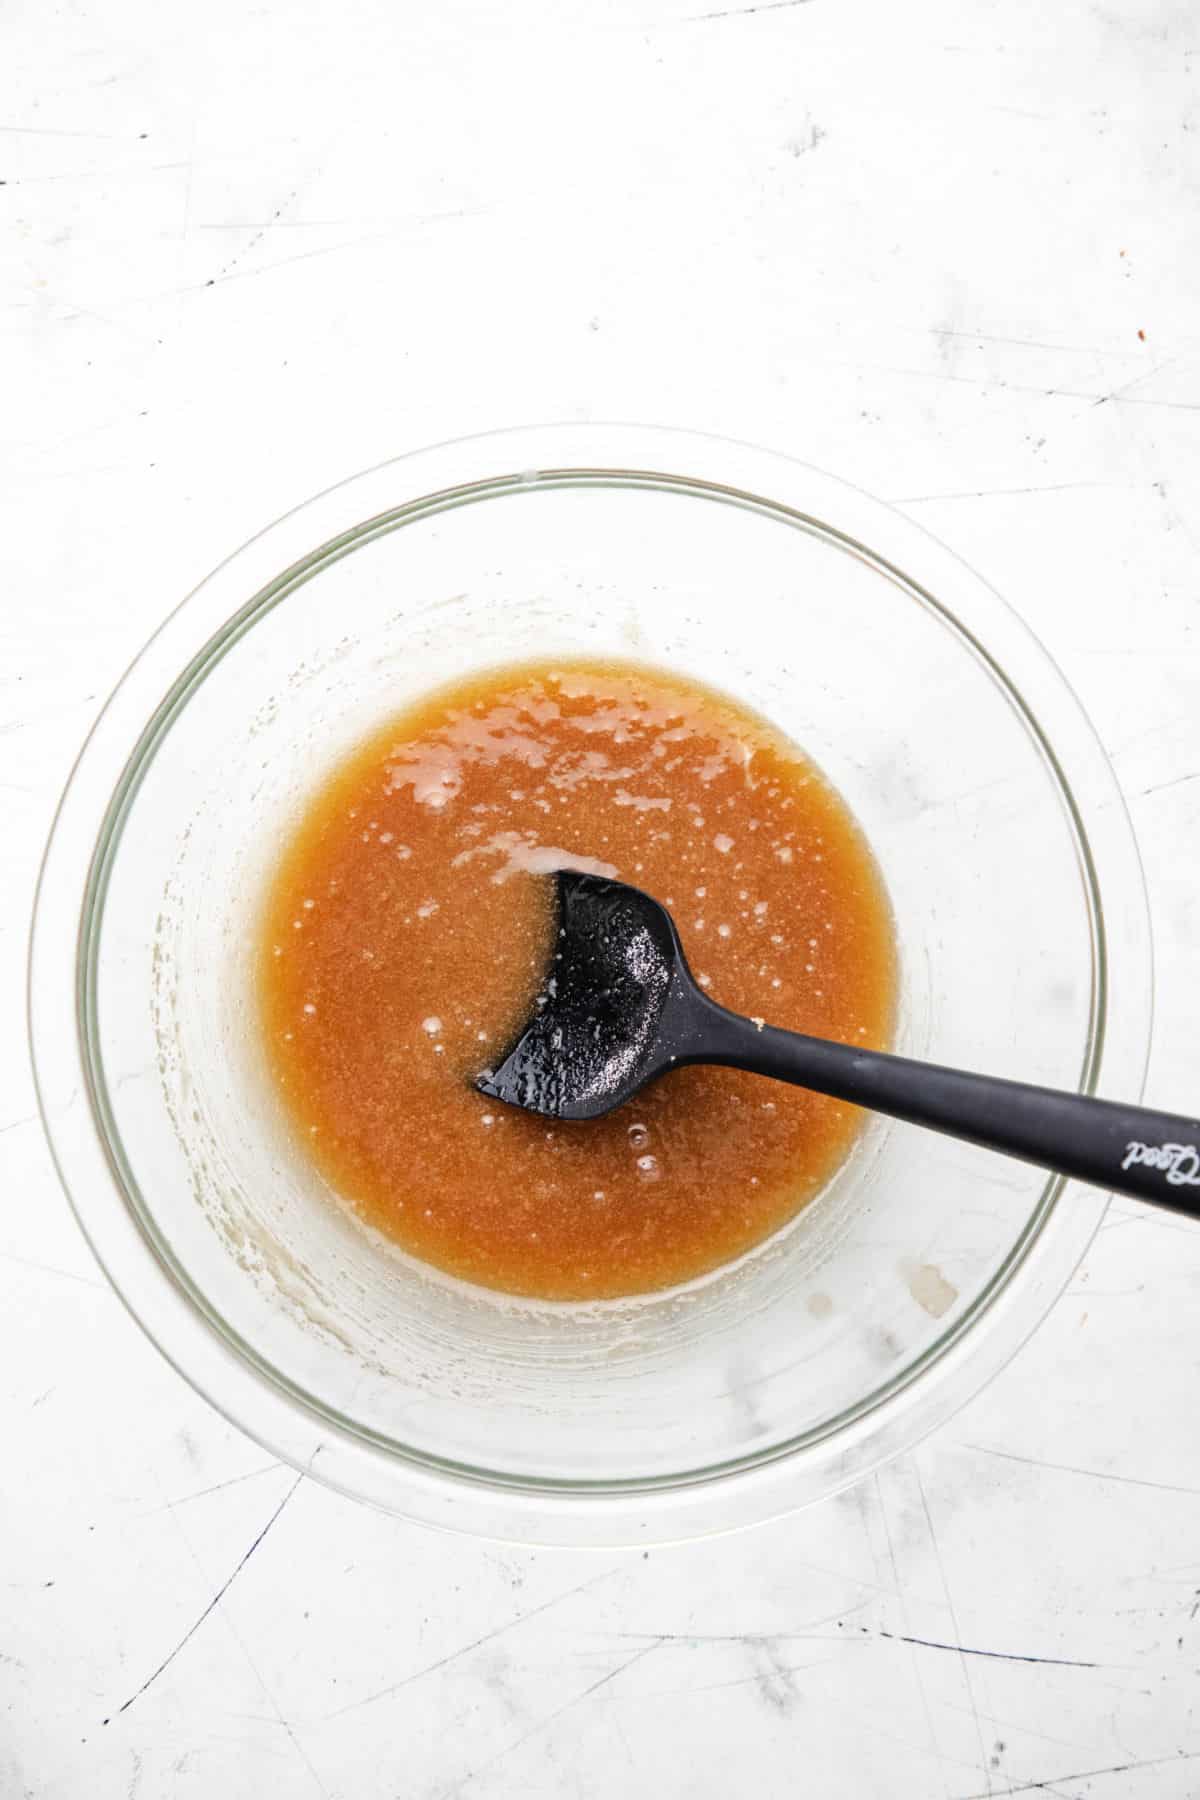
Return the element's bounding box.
[30,425,1151,1544]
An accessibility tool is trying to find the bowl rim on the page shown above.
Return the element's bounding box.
[28,422,1153,1545]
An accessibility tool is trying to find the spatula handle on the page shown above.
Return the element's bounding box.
[685,1002,1200,1216]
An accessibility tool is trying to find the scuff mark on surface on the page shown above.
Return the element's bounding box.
[687,0,814,19]
[874,1628,1098,1669]
[108,1468,304,1718]
[326,1566,623,1717]
[952,1748,1200,1800]
[965,1442,1200,1499]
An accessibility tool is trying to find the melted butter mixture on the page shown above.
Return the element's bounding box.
[259,661,896,1300]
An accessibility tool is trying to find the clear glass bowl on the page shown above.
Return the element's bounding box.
[29,425,1152,1544]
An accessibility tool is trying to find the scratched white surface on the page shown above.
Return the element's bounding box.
[3,1,1200,1794]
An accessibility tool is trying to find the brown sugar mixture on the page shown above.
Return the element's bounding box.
[259,661,896,1300]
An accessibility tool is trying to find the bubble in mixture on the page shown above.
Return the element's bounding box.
[636,1154,661,1182]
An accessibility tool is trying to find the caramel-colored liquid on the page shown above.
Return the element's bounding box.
[259,661,896,1300]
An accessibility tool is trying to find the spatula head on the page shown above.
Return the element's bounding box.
[476,871,685,1120]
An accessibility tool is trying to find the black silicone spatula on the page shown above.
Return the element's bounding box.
[476,871,1200,1217]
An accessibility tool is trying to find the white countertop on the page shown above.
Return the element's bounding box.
[4,2,1199,1794]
